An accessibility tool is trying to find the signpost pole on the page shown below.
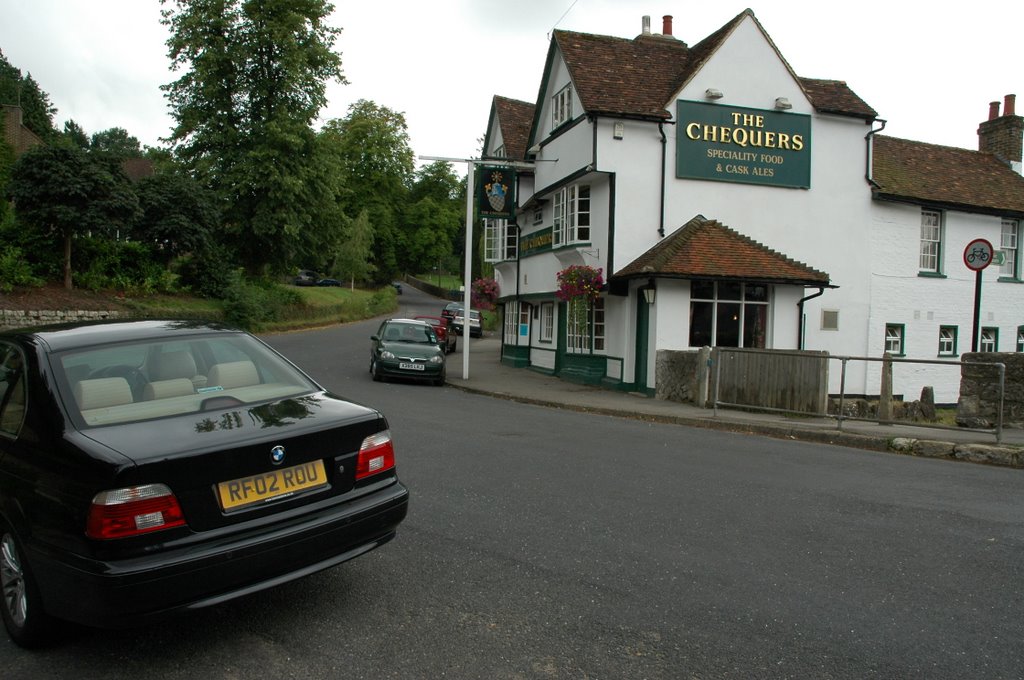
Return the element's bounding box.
[972,269,982,352]
[462,161,474,380]
[963,237,994,352]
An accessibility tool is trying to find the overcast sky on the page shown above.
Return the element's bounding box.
[1,0,1021,165]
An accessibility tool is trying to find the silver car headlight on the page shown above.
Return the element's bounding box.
[380,350,395,359]
[429,355,443,364]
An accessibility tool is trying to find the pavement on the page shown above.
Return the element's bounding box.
[446,334,1024,469]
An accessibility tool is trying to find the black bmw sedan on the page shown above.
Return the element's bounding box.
[0,320,409,647]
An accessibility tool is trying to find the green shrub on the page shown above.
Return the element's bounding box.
[0,245,44,292]
[222,278,308,330]
[176,243,238,299]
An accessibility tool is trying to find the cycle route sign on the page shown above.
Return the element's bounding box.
[963,238,994,271]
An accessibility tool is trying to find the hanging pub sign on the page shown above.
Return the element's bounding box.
[478,166,516,219]
[676,100,812,189]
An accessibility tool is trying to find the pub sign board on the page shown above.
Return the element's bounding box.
[676,100,811,189]
[478,166,516,219]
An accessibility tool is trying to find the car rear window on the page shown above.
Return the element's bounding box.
[55,333,319,428]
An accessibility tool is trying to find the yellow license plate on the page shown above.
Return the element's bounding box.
[217,459,328,511]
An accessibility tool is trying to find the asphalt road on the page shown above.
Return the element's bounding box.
[5,286,1024,678]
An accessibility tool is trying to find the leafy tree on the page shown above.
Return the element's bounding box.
[135,172,220,263]
[63,120,90,149]
[321,100,414,282]
[8,145,140,289]
[161,0,346,275]
[90,127,143,158]
[0,51,58,142]
[333,209,374,289]
[403,161,462,274]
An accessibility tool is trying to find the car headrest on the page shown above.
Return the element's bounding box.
[207,360,259,389]
[152,351,198,381]
[75,377,133,410]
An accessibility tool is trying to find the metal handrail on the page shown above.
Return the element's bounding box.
[712,348,1006,444]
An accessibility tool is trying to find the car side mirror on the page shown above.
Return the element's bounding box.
[370,335,379,341]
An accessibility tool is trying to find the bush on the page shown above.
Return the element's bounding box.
[222,278,308,331]
[73,238,175,294]
[0,245,44,292]
[176,243,238,298]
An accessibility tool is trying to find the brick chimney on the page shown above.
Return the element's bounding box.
[978,94,1023,164]
[662,15,673,36]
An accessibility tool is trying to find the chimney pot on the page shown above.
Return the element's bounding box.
[642,15,650,35]
[662,15,673,36]
[1005,94,1016,117]
[989,101,1001,121]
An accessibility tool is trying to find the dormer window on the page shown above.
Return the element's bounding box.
[552,84,573,128]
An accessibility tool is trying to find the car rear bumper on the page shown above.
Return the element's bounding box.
[29,482,409,629]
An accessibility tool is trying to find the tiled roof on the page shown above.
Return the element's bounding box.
[614,215,830,285]
[554,29,695,119]
[799,78,876,119]
[552,10,875,121]
[872,135,1024,215]
[493,96,534,160]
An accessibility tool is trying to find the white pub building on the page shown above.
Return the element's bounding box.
[481,10,1024,403]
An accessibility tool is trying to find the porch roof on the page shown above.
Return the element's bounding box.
[613,214,831,286]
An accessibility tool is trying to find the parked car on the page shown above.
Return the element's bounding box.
[440,301,461,321]
[452,308,483,338]
[0,320,408,647]
[293,269,319,286]
[370,319,446,385]
[316,278,342,287]
[414,315,456,354]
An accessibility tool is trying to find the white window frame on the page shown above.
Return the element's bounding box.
[566,297,604,355]
[980,327,998,353]
[540,303,554,343]
[885,324,904,355]
[919,209,942,273]
[483,219,517,263]
[938,326,957,356]
[1001,219,1019,279]
[552,84,572,128]
[552,184,591,247]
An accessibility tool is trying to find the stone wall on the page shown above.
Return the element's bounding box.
[956,352,1024,428]
[656,348,710,406]
[0,309,128,330]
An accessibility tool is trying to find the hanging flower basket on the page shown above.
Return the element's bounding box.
[556,265,604,330]
[472,277,499,311]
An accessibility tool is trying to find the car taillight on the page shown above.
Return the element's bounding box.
[356,430,396,480]
[87,484,187,540]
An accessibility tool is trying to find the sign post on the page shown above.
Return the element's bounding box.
[963,238,994,351]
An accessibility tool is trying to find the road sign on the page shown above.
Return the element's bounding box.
[992,250,1006,266]
[963,238,994,271]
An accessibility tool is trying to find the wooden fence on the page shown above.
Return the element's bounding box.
[712,348,829,414]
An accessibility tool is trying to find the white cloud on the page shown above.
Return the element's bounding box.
[1,0,1020,158]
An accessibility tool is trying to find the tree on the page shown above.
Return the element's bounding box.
[63,120,90,149]
[90,127,143,158]
[334,209,375,289]
[135,173,220,264]
[160,0,346,275]
[403,161,462,274]
[321,100,414,282]
[0,51,58,142]
[8,146,139,289]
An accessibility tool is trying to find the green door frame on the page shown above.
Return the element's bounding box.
[634,290,650,393]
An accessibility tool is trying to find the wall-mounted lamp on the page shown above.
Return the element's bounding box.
[705,88,724,100]
[774,97,792,110]
[613,121,624,140]
[642,278,657,304]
